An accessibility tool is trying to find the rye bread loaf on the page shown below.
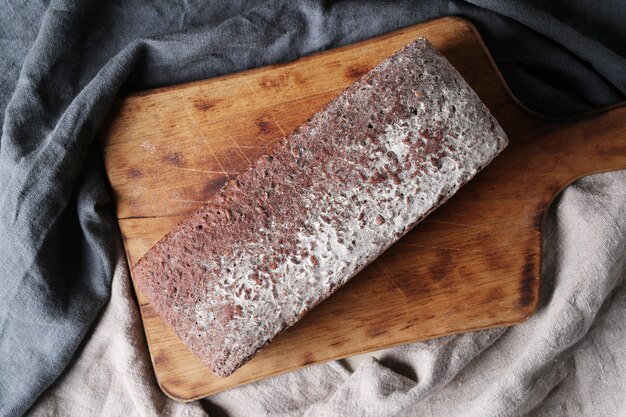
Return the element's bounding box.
[132,38,508,377]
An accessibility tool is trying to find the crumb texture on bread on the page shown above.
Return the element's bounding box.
[132,38,508,377]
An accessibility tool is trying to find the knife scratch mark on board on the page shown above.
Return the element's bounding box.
[173,166,238,175]
[205,142,231,180]
[245,80,260,99]
[177,89,233,181]
[171,199,208,204]
[272,117,287,137]
[376,261,408,300]
[235,145,272,150]
[229,137,252,165]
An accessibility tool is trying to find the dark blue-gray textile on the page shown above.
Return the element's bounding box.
[0,1,624,416]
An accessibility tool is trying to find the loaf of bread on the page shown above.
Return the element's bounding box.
[132,38,508,377]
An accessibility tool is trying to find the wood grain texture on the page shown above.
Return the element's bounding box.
[99,17,626,401]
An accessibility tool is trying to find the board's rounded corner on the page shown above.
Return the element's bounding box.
[154,370,199,403]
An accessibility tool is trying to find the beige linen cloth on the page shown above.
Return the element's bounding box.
[26,170,626,417]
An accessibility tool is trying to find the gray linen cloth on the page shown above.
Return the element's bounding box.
[1,0,625,416]
[25,170,626,416]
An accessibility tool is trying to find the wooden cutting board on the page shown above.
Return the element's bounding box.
[100,17,626,401]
